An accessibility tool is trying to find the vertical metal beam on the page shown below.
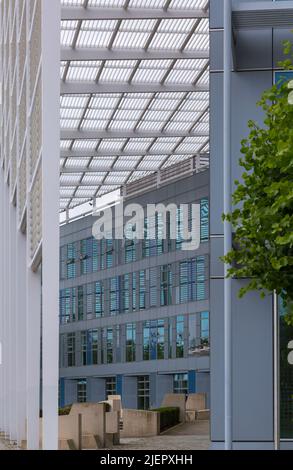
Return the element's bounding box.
[41,0,61,451]
[26,266,41,450]
[273,291,280,450]
[9,203,17,443]
[16,229,27,447]
[26,0,41,449]
[223,0,233,451]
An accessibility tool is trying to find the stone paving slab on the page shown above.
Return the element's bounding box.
[106,421,210,451]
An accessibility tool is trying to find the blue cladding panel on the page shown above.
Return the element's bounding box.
[117,375,123,396]
[188,371,196,394]
[59,378,65,408]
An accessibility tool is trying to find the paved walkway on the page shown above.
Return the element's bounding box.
[108,421,210,451]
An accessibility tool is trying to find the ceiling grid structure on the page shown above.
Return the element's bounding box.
[60,0,210,214]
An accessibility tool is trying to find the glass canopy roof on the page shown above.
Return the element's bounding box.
[60,0,210,212]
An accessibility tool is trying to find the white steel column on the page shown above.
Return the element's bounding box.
[41,0,61,450]
[16,228,27,446]
[26,267,41,450]
[223,0,233,451]
[0,176,4,435]
[9,202,18,443]
[3,184,9,438]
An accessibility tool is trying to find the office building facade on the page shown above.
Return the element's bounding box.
[59,169,210,410]
[210,0,293,450]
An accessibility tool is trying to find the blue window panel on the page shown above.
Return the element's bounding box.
[116,375,123,397]
[188,371,196,394]
[59,378,65,408]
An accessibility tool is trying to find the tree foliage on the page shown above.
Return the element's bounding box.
[222,41,293,323]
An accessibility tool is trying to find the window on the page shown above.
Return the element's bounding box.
[92,238,99,272]
[80,238,93,275]
[137,376,150,410]
[67,243,76,279]
[86,284,92,316]
[95,281,104,318]
[77,380,87,403]
[78,286,84,321]
[173,373,188,395]
[176,316,185,359]
[89,329,98,365]
[279,296,293,439]
[179,260,196,303]
[132,273,137,311]
[139,270,146,310]
[106,377,117,399]
[67,333,75,367]
[72,288,76,322]
[200,312,210,346]
[125,223,136,263]
[169,319,173,359]
[200,198,209,242]
[81,331,87,366]
[103,328,113,364]
[188,314,197,356]
[60,288,71,325]
[143,320,165,361]
[176,207,183,251]
[149,267,157,308]
[196,256,206,301]
[60,246,67,280]
[116,325,121,363]
[122,274,130,314]
[179,256,207,304]
[106,239,114,268]
[160,265,172,306]
[126,323,136,363]
[110,277,120,316]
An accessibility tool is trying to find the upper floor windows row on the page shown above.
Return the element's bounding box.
[59,256,209,325]
[60,312,210,369]
[60,198,209,281]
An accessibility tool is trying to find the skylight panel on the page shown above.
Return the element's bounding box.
[128,0,166,8]
[113,157,141,169]
[105,172,130,184]
[112,19,157,49]
[169,0,208,9]
[61,21,79,47]
[76,20,118,48]
[66,61,102,81]
[109,119,138,130]
[65,158,91,167]
[82,173,107,184]
[60,140,73,150]
[61,174,83,184]
[98,139,127,152]
[124,139,154,152]
[90,157,116,167]
[74,188,97,198]
[72,140,100,150]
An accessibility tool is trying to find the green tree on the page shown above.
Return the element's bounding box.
[223,41,293,323]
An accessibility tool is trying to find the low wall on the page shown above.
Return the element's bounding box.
[186,393,206,411]
[121,410,160,438]
[70,403,106,448]
[161,394,186,422]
